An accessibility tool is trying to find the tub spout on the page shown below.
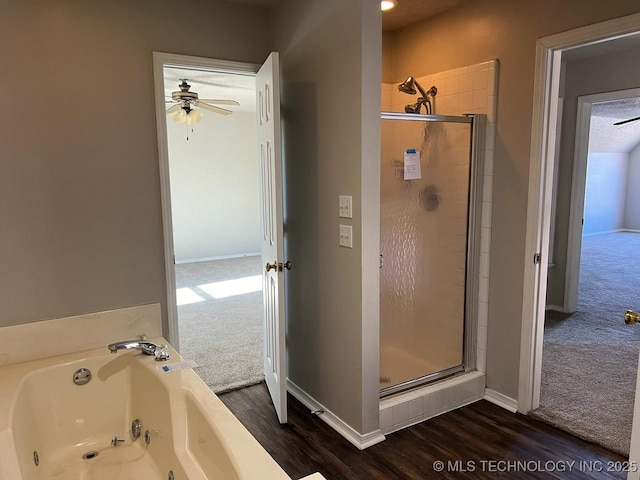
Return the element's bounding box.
[107,340,170,361]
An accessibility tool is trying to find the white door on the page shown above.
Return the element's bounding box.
[256,52,287,424]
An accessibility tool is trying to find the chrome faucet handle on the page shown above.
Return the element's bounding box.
[111,436,124,447]
[154,344,170,362]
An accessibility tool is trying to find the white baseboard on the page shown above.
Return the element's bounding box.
[176,252,260,264]
[582,229,624,237]
[622,229,640,233]
[287,379,386,450]
[484,388,518,413]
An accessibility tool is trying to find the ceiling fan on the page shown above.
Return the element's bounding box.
[166,79,239,124]
[613,116,640,126]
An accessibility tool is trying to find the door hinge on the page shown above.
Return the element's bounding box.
[379,254,384,269]
[533,253,541,265]
[173,255,176,265]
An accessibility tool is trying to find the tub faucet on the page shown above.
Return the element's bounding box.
[107,340,170,361]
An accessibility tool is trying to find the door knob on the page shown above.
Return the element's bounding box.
[625,310,640,325]
[265,261,278,272]
[266,261,292,272]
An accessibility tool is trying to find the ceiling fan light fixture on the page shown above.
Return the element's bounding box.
[168,107,204,125]
[186,109,203,125]
[381,0,398,11]
[168,108,187,123]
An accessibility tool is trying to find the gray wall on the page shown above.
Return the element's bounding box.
[389,0,640,399]
[0,1,271,329]
[547,47,640,306]
[583,153,629,235]
[627,144,640,229]
[167,111,260,262]
[273,0,381,434]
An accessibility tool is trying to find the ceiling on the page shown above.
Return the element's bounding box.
[223,0,467,32]
[222,0,279,6]
[563,33,640,61]
[382,0,468,32]
[589,98,640,153]
[163,66,256,114]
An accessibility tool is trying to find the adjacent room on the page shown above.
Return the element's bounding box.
[164,66,264,393]
[535,38,640,458]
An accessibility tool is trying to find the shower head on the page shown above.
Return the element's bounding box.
[398,76,420,95]
[404,102,422,114]
[398,77,427,97]
[399,76,438,114]
[404,98,431,114]
[398,77,438,99]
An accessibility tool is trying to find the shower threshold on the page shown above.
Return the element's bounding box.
[380,364,465,398]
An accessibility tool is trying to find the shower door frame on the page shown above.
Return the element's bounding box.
[379,112,486,397]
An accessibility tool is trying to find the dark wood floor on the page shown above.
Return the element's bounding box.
[220,383,628,480]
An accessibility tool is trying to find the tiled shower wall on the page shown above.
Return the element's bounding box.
[379,60,498,434]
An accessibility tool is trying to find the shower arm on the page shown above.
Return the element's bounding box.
[413,80,429,99]
[413,80,438,101]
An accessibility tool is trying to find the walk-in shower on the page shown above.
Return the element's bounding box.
[379,112,485,397]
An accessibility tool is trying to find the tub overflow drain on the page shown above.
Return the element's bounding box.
[83,451,99,460]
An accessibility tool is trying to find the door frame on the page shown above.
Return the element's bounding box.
[563,88,640,313]
[152,52,260,349]
[518,12,640,414]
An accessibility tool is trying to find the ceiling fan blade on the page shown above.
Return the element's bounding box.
[199,99,240,106]
[166,104,181,114]
[186,79,244,88]
[196,102,232,115]
[613,116,640,126]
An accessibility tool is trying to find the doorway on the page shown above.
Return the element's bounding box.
[153,52,288,423]
[534,91,640,454]
[154,54,265,394]
[519,11,640,451]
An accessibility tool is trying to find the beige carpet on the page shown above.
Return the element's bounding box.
[532,232,640,455]
[176,256,264,394]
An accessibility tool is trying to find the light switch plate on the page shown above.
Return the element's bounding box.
[339,224,353,248]
[339,195,352,219]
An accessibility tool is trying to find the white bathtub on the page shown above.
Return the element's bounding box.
[0,338,324,480]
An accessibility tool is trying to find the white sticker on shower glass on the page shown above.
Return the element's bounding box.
[162,359,198,372]
[403,149,421,180]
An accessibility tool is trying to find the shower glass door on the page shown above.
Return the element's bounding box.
[380,113,475,395]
